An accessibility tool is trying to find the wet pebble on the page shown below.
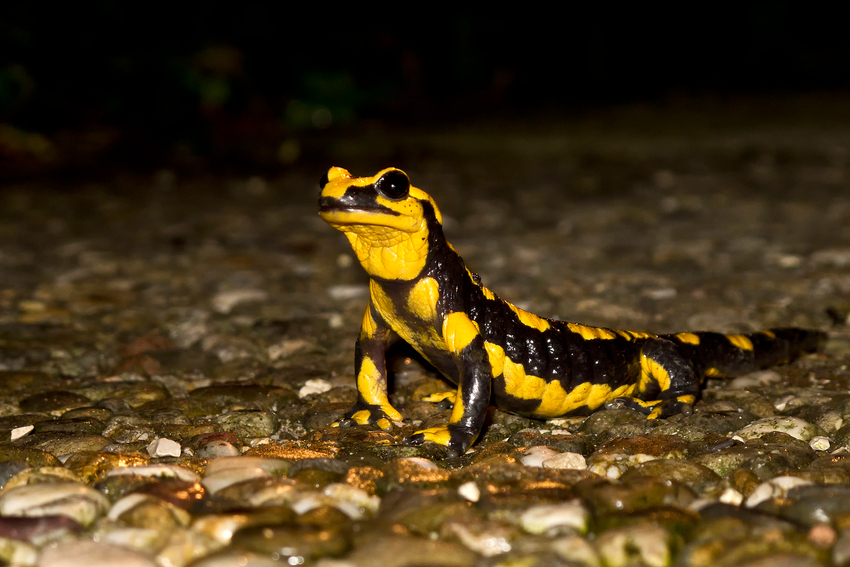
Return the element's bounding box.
[737,416,822,442]
[596,523,672,567]
[107,464,200,482]
[520,445,561,467]
[37,539,156,567]
[745,475,813,507]
[520,501,589,534]
[0,482,109,527]
[206,409,279,439]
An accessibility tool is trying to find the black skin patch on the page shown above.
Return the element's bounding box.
[319,167,829,456]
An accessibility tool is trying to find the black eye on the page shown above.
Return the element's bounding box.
[319,170,330,189]
[374,170,410,200]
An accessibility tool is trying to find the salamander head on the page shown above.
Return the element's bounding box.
[318,167,444,280]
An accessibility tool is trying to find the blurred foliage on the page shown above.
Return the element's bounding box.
[0,5,849,174]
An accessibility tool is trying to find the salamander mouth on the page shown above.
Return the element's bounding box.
[318,196,400,216]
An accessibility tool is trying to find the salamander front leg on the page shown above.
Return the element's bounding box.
[405,313,492,457]
[334,305,402,431]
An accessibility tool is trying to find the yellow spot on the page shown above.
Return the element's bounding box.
[507,303,551,332]
[534,381,637,417]
[376,418,392,431]
[726,334,754,351]
[407,277,439,322]
[421,391,457,404]
[640,353,671,392]
[760,330,776,339]
[677,394,696,405]
[626,398,659,408]
[414,425,452,446]
[350,410,372,425]
[568,323,617,340]
[676,332,700,345]
[484,342,506,377]
[356,356,403,421]
[449,392,466,424]
[481,286,496,301]
[615,330,632,340]
[501,357,546,400]
[443,312,480,355]
[627,330,655,339]
[647,406,664,419]
[360,307,378,339]
[705,367,722,377]
[371,280,440,350]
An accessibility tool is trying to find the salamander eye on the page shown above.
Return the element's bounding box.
[374,170,410,200]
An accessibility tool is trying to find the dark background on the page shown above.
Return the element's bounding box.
[2,5,849,179]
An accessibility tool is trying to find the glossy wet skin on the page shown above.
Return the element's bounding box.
[319,167,827,456]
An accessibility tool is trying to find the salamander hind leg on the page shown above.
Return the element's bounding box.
[607,338,700,419]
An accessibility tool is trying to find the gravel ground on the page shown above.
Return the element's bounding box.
[1,115,850,566]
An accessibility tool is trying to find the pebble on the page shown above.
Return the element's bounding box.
[0,482,109,527]
[299,378,333,398]
[211,289,269,314]
[457,481,480,502]
[746,475,813,508]
[448,522,513,556]
[146,437,181,458]
[542,451,587,470]
[736,416,821,442]
[596,524,671,567]
[37,539,156,567]
[520,501,589,534]
[520,445,561,467]
[106,464,200,482]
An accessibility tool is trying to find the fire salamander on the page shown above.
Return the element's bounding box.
[318,167,827,456]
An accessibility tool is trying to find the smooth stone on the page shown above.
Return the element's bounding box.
[0,447,60,467]
[737,416,821,442]
[107,493,191,529]
[520,501,589,534]
[106,464,200,482]
[619,458,721,485]
[101,527,163,554]
[132,479,207,511]
[188,550,282,566]
[208,410,280,438]
[521,446,561,467]
[0,514,83,544]
[596,524,672,567]
[448,521,513,557]
[231,524,351,561]
[192,506,297,544]
[457,481,480,502]
[205,456,291,477]
[543,452,587,470]
[0,482,109,527]
[202,466,271,495]
[146,437,181,458]
[746,476,813,508]
[0,461,29,488]
[341,534,477,567]
[196,439,240,458]
[28,433,112,457]
[64,451,150,484]
[37,539,156,567]
[31,417,105,436]
[19,391,92,414]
